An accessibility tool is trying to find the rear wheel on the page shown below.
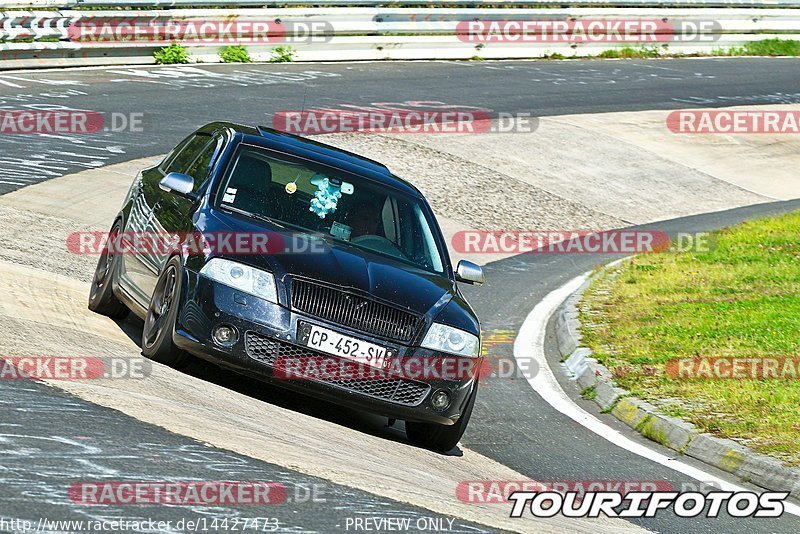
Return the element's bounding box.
[88,220,129,319]
[141,257,189,367]
[406,382,478,453]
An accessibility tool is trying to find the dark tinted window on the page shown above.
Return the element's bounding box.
[164,134,212,178]
[184,136,221,190]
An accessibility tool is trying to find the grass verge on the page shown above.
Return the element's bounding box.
[580,211,800,465]
[725,38,800,57]
[564,39,800,60]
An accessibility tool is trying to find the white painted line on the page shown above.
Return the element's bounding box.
[514,272,800,517]
[0,75,33,83]
[0,78,25,88]
[0,75,83,86]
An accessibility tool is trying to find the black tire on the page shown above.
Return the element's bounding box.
[406,381,478,453]
[88,220,129,319]
[141,256,190,367]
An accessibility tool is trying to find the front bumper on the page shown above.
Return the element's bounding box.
[172,268,478,425]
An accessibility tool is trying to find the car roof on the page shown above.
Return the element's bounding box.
[198,121,424,198]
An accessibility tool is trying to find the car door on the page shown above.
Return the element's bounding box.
[123,132,220,302]
[148,132,224,278]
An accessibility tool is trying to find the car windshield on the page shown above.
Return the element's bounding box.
[216,146,446,274]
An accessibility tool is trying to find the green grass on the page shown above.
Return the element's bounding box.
[598,45,663,59]
[219,45,252,63]
[596,39,800,60]
[636,415,671,448]
[726,38,800,57]
[269,45,297,63]
[153,43,190,65]
[581,211,800,465]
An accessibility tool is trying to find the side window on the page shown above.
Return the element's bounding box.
[159,134,194,171]
[184,136,222,191]
[163,134,212,177]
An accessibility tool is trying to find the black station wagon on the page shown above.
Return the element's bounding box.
[88,122,485,451]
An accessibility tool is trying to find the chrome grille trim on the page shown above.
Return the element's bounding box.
[290,279,421,343]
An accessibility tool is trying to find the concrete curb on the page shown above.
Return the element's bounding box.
[555,265,800,501]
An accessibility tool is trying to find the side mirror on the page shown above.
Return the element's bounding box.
[159,172,197,200]
[455,260,484,285]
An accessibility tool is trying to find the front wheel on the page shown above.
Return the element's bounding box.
[141,257,190,367]
[406,382,478,453]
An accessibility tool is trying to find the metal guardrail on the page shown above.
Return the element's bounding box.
[1,5,799,69]
[4,7,800,38]
[3,1,800,8]
[69,0,800,6]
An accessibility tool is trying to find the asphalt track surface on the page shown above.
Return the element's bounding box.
[1,59,800,533]
[0,379,494,533]
[1,57,800,192]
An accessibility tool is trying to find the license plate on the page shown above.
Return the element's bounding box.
[297,322,395,370]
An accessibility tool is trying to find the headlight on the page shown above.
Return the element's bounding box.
[200,258,277,303]
[421,323,480,358]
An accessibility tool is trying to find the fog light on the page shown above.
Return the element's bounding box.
[431,390,451,411]
[213,324,238,346]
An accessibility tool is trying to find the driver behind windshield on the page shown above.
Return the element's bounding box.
[347,198,384,239]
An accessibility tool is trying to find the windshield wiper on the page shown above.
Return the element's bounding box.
[219,205,286,229]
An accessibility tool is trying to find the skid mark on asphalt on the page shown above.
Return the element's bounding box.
[0,85,132,193]
[0,133,129,193]
[673,92,800,105]
[0,66,345,194]
[480,63,715,85]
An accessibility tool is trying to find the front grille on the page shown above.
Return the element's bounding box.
[291,279,421,343]
[245,332,430,406]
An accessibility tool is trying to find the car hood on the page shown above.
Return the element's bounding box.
[205,209,454,316]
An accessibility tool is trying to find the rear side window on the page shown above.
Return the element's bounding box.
[185,137,221,190]
[163,133,218,191]
[164,134,211,175]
